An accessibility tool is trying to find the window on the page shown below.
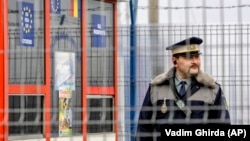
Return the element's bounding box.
[8,0,45,84]
[87,96,114,133]
[87,0,114,86]
[9,95,44,136]
[50,0,82,136]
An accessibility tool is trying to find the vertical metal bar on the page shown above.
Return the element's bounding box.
[81,0,88,141]
[202,0,207,72]
[247,25,250,124]
[238,0,244,125]
[129,0,138,141]
[2,0,9,140]
[44,0,51,140]
[0,0,5,140]
[113,1,119,141]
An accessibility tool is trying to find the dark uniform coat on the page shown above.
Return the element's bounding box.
[136,67,231,141]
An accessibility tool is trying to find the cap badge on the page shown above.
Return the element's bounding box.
[188,44,196,51]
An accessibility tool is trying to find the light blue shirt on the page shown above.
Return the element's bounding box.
[175,75,191,93]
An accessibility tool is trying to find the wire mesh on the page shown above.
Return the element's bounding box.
[5,0,250,140]
[7,23,250,140]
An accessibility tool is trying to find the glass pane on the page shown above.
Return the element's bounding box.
[87,0,114,86]
[87,97,113,133]
[50,0,82,136]
[9,95,44,136]
[8,0,45,84]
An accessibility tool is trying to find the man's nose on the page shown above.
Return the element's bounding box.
[191,57,198,63]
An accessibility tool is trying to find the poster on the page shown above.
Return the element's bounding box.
[54,52,75,90]
[58,87,73,136]
[19,2,34,47]
[92,14,107,48]
[55,52,75,136]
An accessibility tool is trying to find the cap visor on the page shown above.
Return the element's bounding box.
[174,51,202,56]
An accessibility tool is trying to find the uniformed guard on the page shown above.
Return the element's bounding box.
[135,37,231,141]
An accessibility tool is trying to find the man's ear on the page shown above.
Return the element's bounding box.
[172,57,177,65]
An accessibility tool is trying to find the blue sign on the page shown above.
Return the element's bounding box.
[50,0,61,14]
[92,14,106,48]
[19,2,34,47]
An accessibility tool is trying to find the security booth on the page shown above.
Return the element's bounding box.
[0,0,123,141]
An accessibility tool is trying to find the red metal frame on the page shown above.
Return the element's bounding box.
[87,87,114,95]
[44,0,51,140]
[113,2,119,141]
[0,1,5,140]
[81,1,119,140]
[1,0,51,141]
[3,0,8,140]
[81,1,88,141]
[1,0,119,141]
[5,0,51,141]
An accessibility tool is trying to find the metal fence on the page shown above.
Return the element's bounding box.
[118,24,250,127]
[7,24,250,140]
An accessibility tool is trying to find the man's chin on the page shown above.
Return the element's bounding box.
[189,70,199,76]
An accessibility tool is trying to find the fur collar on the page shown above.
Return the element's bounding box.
[151,67,216,88]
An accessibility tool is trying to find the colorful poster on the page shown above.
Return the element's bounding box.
[55,52,75,136]
[59,87,72,98]
[19,2,34,47]
[92,14,107,48]
[54,52,75,90]
[59,108,72,136]
[59,87,73,136]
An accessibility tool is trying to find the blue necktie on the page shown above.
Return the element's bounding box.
[179,81,186,96]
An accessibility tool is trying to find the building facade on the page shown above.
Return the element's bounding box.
[0,0,124,141]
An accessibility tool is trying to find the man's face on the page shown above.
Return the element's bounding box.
[174,54,200,79]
